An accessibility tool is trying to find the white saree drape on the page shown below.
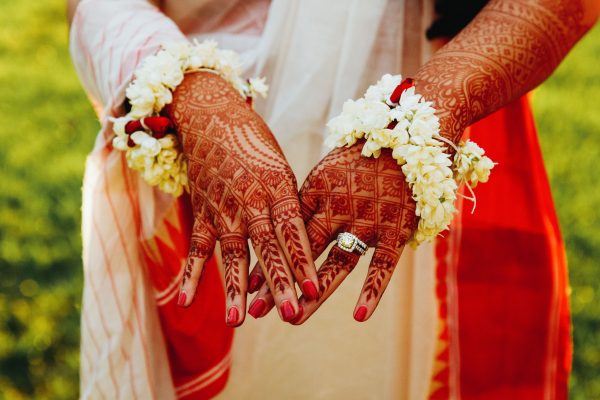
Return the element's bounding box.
[71,0,449,398]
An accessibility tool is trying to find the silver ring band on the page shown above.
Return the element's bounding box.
[336,232,368,255]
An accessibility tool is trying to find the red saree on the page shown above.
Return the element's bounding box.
[141,197,233,399]
[431,95,572,399]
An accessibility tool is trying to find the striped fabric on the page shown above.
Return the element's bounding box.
[70,1,232,398]
[71,1,571,399]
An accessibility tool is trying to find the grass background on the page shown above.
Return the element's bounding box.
[0,1,598,398]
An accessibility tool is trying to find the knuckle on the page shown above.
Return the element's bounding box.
[246,216,274,243]
[271,197,301,224]
[220,233,248,257]
[189,241,214,259]
[371,249,398,272]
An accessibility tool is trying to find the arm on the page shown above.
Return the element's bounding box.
[167,72,318,324]
[284,0,599,323]
[416,0,600,142]
[69,2,318,323]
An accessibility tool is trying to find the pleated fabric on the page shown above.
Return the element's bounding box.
[71,1,570,398]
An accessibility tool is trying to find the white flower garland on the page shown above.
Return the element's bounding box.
[111,40,268,196]
[325,74,495,245]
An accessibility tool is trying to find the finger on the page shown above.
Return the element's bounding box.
[293,245,361,325]
[178,214,217,308]
[304,214,338,260]
[353,244,404,322]
[247,215,300,322]
[298,183,320,222]
[221,233,250,327]
[247,261,265,294]
[272,197,319,301]
[247,280,276,319]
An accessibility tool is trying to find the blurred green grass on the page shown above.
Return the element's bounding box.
[533,20,600,399]
[0,0,598,399]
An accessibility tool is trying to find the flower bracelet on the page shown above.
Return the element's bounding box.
[111,40,268,196]
[325,74,495,245]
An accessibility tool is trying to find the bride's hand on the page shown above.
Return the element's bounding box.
[247,141,417,323]
[168,71,318,325]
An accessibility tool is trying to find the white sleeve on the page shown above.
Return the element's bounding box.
[69,0,187,113]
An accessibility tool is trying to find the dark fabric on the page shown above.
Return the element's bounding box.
[426,0,489,39]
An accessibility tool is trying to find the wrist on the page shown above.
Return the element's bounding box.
[415,83,470,143]
[111,40,268,196]
[324,73,496,245]
[412,74,467,144]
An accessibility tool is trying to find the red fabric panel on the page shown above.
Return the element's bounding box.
[143,195,233,399]
[455,96,571,399]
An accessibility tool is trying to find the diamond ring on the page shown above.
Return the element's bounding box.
[336,232,368,255]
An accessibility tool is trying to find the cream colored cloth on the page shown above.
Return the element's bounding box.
[71,0,443,398]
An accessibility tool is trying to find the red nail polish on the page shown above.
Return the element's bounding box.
[290,305,304,324]
[227,307,239,325]
[248,299,266,319]
[302,280,319,301]
[280,300,295,322]
[354,305,368,322]
[248,275,262,293]
[177,291,187,307]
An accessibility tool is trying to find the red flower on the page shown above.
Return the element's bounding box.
[144,116,174,138]
[125,119,143,134]
[124,116,174,138]
[389,78,415,104]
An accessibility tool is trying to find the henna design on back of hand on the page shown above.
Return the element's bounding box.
[299,142,416,309]
[170,71,318,321]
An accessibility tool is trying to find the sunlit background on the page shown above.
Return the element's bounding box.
[0,1,598,399]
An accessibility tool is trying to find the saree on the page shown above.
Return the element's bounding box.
[70,0,571,398]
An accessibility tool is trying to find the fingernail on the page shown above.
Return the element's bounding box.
[354,305,368,322]
[248,299,266,319]
[302,280,319,301]
[290,305,304,324]
[280,300,295,322]
[227,307,239,325]
[248,275,262,293]
[177,291,187,307]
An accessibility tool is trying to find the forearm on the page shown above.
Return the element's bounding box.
[415,0,599,141]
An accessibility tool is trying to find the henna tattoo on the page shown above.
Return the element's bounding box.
[381,176,404,198]
[280,221,309,276]
[221,235,247,301]
[379,202,401,224]
[305,217,331,256]
[415,0,591,142]
[182,224,216,285]
[362,251,396,301]
[301,142,416,303]
[272,199,310,276]
[353,172,376,193]
[169,71,313,303]
[249,219,291,293]
[355,199,376,221]
[325,169,347,190]
[317,247,359,294]
[330,195,352,217]
[188,230,216,260]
